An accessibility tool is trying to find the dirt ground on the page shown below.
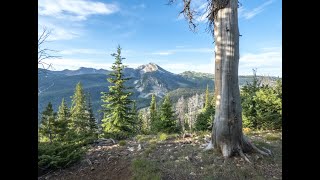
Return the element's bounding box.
[38,131,282,180]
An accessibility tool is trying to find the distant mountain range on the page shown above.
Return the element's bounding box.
[38,63,279,121]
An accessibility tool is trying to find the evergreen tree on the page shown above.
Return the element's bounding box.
[70,82,90,135]
[204,84,210,110]
[86,94,98,136]
[55,98,70,141]
[159,95,177,133]
[101,45,134,137]
[241,69,261,128]
[149,94,158,132]
[39,102,56,143]
[130,101,139,134]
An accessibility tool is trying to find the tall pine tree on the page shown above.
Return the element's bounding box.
[159,95,177,133]
[70,82,90,135]
[130,101,140,134]
[204,84,210,110]
[39,102,56,143]
[55,98,70,141]
[149,94,158,132]
[101,45,134,137]
[86,93,97,136]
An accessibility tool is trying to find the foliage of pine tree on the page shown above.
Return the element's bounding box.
[70,82,90,135]
[39,102,56,143]
[253,85,282,129]
[101,45,134,138]
[55,98,70,141]
[241,69,261,128]
[130,101,140,134]
[159,95,177,133]
[241,70,282,130]
[204,84,210,110]
[194,105,215,131]
[149,94,158,132]
[86,94,98,136]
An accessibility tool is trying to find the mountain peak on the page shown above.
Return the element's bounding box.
[137,62,162,73]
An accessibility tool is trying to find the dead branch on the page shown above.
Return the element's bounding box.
[38,27,61,70]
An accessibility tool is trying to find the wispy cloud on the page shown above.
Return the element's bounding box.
[40,58,142,71]
[132,3,146,9]
[151,47,213,56]
[39,0,119,21]
[59,49,108,55]
[41,46,281,77]
[161,63,214,74]
[152,52,174,56]
[38,21,82,41]
[38,0,119,41]
[239,0,275,20]
[239,46,282,76]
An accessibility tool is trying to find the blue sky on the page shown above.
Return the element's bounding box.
[38,0,282,77]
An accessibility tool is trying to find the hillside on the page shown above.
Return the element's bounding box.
[38,63,279,121]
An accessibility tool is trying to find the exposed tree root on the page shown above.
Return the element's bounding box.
[242,136,272,156]
[262,147,272,155]
[204,141,214,151]
[239,149,251,163]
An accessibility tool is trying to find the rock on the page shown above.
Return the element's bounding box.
[128,147,134,152]
[200,167,204,170]
[90,166,95,171]
[185,156,190,161]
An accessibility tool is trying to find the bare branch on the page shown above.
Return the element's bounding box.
[38,27,61,71]
[168,0,233,35]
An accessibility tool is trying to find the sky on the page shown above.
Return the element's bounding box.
[38,0,282,77]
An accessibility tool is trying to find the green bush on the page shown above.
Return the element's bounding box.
[158,133,168,141]
[38,141,87,170]
[119,140,126,146]
[194,105,214,131]
[241,76,282,130]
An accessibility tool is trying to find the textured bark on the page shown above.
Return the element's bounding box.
[208,0,271,158]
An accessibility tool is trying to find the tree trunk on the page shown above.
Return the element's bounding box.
[209,0,270,158]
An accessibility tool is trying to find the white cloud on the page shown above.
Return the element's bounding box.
[239,47,282,76]
[59,49,108,55]
[162,63,214,74]
[39,0,119,21]
[239,0,275,20]
[40,58,142,71]
[38,0,119,41]
[133,3,146,9]
[38,21,82,41]
[151,51,174,56]
[151,48,213,56]
[40,47,281,77]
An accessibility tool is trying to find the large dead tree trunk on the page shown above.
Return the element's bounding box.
[170,0,271,159]
[208,0,271,158]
